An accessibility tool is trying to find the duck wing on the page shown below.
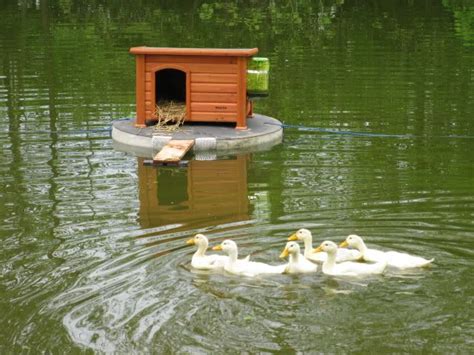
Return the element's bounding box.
[207,254,228,267]
[192,254,228,270]
[334,259,386,275]
[384,251,434,269]
[336,248,361,262]
[306,251,327,263]
[247,261,286,275]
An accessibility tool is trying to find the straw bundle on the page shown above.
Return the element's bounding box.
[154,101,186,132]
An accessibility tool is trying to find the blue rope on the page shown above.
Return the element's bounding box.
[266,122,474,139]
[2,119,472,139]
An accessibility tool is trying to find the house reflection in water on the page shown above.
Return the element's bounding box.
[137,155,251,229]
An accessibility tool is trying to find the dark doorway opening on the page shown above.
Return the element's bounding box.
[156,69,186,103]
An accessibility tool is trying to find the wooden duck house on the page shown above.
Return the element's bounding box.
[130,47,259,130]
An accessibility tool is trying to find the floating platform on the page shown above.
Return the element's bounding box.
[112,113,283,158]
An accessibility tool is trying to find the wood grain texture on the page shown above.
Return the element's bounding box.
[130,47,258,57]
[236,57,247,129]
[191,73,238,83]
[190,64,238,74]
[191,83,238,93]
[153,140,195,163]
[135,55,146,127]
[131,47,259,127]
[189,112,237,122]
[191,102,237,113]
[146,55,236,65]
[146,63,239,74]
[191,92,238,103]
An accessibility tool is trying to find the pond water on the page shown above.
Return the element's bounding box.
[1,0,473,353]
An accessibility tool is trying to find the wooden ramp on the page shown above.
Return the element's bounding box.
[153,139,195,164]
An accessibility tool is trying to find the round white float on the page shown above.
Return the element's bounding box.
[112,113,283,158]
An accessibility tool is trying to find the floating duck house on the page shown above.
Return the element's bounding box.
[112,47,282,157]
[129,46,260,129]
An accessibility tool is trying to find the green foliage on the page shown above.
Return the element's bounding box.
[442,0,474,46]
[0,0,472,135]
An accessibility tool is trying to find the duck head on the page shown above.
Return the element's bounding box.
[186,233,209,248]
[313,240,338,255]
[212,239,238,257]
[288,228,312,242]
[280,241,301,259]
[339,234,364,249]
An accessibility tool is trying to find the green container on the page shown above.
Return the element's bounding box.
[247,57,269,96]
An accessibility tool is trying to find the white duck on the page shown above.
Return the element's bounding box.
[212,239,286,277]
[186,234,229,270]
[340,234,434,269]
[280,241,318,274]
[313,241,387,276]
[288,228,361,263]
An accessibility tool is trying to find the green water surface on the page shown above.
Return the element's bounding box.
[1,0,473,353]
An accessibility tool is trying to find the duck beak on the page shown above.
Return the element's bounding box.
[312,245,323,253]
[287,234,298,241]
[279,247,289,259]
[339,240,349,248]
[212,245,223,251]
[186,238,195,245]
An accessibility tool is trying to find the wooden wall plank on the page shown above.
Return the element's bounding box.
[190,112,237,122]
[191,64,238,74]
[191,83,237,93]
[146,63,238,74]
[135,55,146,127]
[191,102,237,113]
[191,73,238,83]
[236,57,247,129]
[146,55,236,65]
[191,92,238,103]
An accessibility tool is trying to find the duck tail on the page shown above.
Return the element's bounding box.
[421,258,434,267]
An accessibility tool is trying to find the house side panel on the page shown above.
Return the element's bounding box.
[143,55,242,122]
